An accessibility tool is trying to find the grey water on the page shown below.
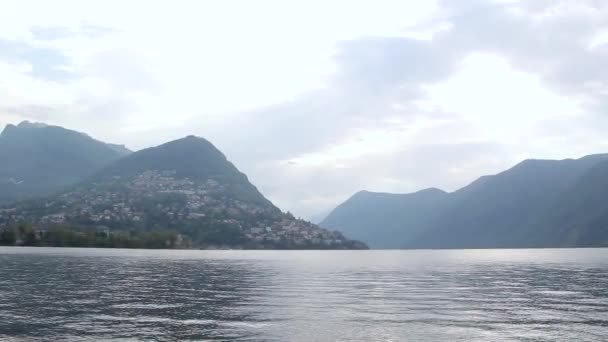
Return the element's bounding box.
[1,248,608,341]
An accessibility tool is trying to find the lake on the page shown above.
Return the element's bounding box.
[1,247,608,341]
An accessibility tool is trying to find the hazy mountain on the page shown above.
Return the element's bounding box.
[308,211,330,225]
[523,158,608,247]
[1,136,367,249]
[0,121,131,204]
[321,188,448,248]
[411,155,608,248]
[106,143,132,156]
[322,154,608,249]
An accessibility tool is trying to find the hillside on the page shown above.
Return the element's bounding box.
[321,188,448,248]
[0,121,131,204]
[95,135,273,206]
[523,159,608,247]
[0,136,367,250]
[322,154,608,249]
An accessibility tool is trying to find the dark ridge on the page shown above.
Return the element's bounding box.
[323,153,608,249]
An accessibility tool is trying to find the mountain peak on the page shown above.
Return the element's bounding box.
[2,121,52,137]
[160,135,215,148]
[173,135,217,147]
[0,122,131,203]
[0,124,17,137]
[97,136,257,185]
[353,187,447,199]
[578,153,608,162]
[416,187,447,195]
[17,120,49,129]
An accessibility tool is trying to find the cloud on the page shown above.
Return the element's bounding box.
[333,37,463,89]
[201,0,608,217]
[437,0,608,100]
[0,38,76,82]
[0,22,121,83]
[212,35,466,168]
[30,23,119,41]
[0,104,63,122]
[30,26,74,41]
[86,50,161,93]
[79,24,121,39]
[0,24,158,146]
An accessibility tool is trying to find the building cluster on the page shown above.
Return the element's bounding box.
[0,170,352,247]
[244,218,346,247]
[1,171,267,224]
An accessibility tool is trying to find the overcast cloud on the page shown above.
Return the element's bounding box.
[1,0,607,219]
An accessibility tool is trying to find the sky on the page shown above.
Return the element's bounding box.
[1,0,608,220]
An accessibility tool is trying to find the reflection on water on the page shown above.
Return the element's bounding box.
[1,248,608,341]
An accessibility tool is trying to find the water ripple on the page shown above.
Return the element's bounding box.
[1,247,608,341]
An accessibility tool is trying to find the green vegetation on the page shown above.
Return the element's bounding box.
[0,224,188,249]
[95,136,272,206]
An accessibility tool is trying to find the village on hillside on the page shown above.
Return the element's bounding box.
[0,170,361,249]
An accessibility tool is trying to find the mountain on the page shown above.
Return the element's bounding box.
[524,159,608,247]
[410,155,608,248]
[106,143,132,156]
[321,188,448,248]
[95,135,272,206]
[321,154,608,249]
[0,121,131,204]
[0,136,367,249]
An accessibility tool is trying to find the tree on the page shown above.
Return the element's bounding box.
[16,223,37,246]
[0,229,16,245]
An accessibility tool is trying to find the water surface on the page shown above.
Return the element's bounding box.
[1,247,608,341]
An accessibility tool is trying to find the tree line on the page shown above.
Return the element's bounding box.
[0,224,189,249]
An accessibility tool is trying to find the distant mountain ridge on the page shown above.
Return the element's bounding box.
[0,121,131,204]
[322,154,608,249]
[524,158,608,247]
[322,188,449,248]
